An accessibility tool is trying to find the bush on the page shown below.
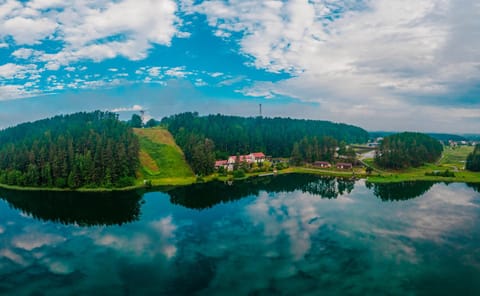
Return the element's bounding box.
[276,162,289,170]
[116,176,135,188]
[425,170,455,177]
[233,169,246,179]
[217,166,227,176]
[144,179,152,188]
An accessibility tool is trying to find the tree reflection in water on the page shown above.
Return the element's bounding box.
[467,183,480,193]
[366,181,435,201]
[168,174,356,210]
[0,176,445,227]
[0,189,143,226]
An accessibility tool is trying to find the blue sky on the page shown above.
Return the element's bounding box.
[0,0,479,133]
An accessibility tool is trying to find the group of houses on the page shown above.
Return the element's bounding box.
[215,152,266,171]
[214,151,354,171]
[312,161,353,170]
[448,140,477,147]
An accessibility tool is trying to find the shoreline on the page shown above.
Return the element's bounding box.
[1,166,479,192]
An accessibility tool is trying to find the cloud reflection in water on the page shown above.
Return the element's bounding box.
[0,177,479,295]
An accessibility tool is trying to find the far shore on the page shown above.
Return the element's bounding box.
[1,165,479,193]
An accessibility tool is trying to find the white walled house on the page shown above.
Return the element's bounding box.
[217,152,266,171]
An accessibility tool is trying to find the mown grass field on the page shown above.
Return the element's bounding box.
[438,146,474,168]
[365,145,480,183]
[133,127,195,186]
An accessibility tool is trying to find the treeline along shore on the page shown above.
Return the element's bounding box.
[0,111,479,191]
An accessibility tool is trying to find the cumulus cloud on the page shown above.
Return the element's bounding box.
[11,48,36,59]
[0,63,38,79]
[165,66,191,78]
[0,0,478,131]
[186,0,480,130]
[0,0,182,64]
[0,85,28,100]
[111,104,144,112]
[2,16,57,45]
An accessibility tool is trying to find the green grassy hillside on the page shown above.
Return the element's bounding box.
[133,127,195,185]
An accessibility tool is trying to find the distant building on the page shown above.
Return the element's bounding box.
[336,163,353,170]
[227,152,266,165]
[217,152,266,171]
[214,160,228,169]
[313,161,331,168]
[251,152,266,162]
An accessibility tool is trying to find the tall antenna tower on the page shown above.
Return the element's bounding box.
[140,110,145,126]
[259,104,262,117]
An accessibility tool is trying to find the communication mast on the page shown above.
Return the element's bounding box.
[259,104,262,117]
[140,110,145,126]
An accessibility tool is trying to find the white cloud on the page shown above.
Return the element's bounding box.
[11,48,35,59]
[0,63,25,79]
[165,66,191,78]
[0,84,34,100]
[147,67,162,77]
[194,78,207,87]
[0,0,181,64]
[0,63,38,79]
[2,16,57,45]
[44,61,60,71]
[217,75,247,86]
[210,72,223,78]
[28,0,66,10]
[111,104,144,112]
[188,0,480,130]
[237,87,274,99]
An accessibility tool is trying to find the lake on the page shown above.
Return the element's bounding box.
[1,174,479,295]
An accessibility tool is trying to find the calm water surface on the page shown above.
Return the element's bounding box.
[0,174,479,295]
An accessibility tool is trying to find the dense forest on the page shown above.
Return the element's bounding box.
[162,113,369,158]
[290,136,337,165]
[0,111,139,188]
[466,144,480,172]
[369,131,467,143]
[374,132,443,169]
[179,134,215,176]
